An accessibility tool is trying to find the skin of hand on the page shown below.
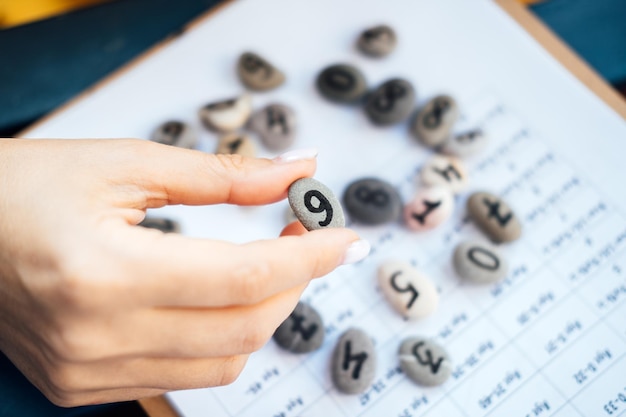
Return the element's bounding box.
[0,138,367,407]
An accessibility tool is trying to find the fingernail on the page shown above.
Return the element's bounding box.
[273,148,318,163]
[341,239,371,265]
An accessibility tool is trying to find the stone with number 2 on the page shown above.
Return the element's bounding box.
[288,178,345,231]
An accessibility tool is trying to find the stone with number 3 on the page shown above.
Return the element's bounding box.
[378,260,438,319]
[399,337,452,386]
[288,178,345,231]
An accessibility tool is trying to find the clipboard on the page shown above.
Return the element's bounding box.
[16,0,626,416]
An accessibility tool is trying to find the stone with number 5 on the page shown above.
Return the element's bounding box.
[378,260,438,319]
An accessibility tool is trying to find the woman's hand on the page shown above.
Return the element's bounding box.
[0,139,367,407]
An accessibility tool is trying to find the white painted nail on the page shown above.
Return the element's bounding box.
[273,148,318,163]
[341,239,371,265]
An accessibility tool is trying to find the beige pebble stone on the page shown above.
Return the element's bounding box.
[411,95,459,148]
[215,132,256,157]
[441,128,488,157]
[377,260,438,319]
[199,94,252,133]
[237,52,285,91]
[420,155,468,194]
[467,191,522,243]
[404,187,454,231]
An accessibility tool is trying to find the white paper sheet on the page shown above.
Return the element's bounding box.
[24,0,626,416]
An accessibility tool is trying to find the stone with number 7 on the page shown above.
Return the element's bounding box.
[288,178,345,230]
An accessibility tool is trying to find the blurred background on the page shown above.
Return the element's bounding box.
[0,0,625,416]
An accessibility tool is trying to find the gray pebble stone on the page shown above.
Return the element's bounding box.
[377,260,439,319]
[237,52,285,91]
[467,191,522,243]
[343,178,402,225]
[411,95,459,148]
[284,204,298,225]
[365,78,416,125]
[441,128,488,157]
[316,64,368,103]
[332,328,377,394]
[453,240,508,284]
[248,103,296,151]
[273,302,324,353]
[150,121,197,149]
[138,217,181,233]
[198,94,252,133]
[288,178,345,231]
[357,24,397,57]
[215,132,256,158]
[399,337,452,387]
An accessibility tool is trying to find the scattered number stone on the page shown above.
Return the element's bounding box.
[467,191,522,243]
[411,95,459,148]
[453,240,508,284]
[316,64,368,104]
[441,128,488,157]
[343,178,402,225]
[357,24,397,57]
[399,337,452,386]
[273,302,324,353]
[331,328,377,394]
[138,217,181,233]
[215,132,256,157]
[420,155,468,194]
[378,260,438,319]
[364,78,416,125]
[288,178,345,231]
[248,103,296,151]
[150,120,197,149]
[404,186,454,231]
[198,94,252,133]
[237,51,285,91]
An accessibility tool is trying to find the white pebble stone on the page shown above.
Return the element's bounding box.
[404,186,454,231]
[198,94,252,132]
[420,155,468,194]
[377,260,438,319]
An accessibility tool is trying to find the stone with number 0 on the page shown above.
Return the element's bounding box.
[399,337,452,386]
[378,260,438,319]
[288,178,345,231]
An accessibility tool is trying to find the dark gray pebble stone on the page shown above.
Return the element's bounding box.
[316,64,368,103]
[332,328,376,394]
[365,78,416,125]
[248,103,296,151]
[150,121,197,149]
[343,178,402,225]
[139,217,181,233]
[357,24,397,57]
[453,240,508,284]
[273,302,324,353]
[288,178,345,231]
[399,337,452,386]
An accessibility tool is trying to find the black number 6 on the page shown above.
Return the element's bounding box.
[304,190,333,227]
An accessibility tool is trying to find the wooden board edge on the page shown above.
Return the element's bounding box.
[140,395,180,417]
[15,0,235,138]
[496,0,626,120]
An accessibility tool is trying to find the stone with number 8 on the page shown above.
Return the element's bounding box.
[365,78,416,125]
[288,178,345,231]
[411,95,459,148]
[343,177,402,225]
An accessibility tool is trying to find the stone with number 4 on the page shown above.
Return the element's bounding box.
[331,328,377,394]
[420,155,468,194]
[411,95,459,148]
[288,178,345,231]
[467,191,521,243]
[399,337,452,386]
[273,302,324,353]
[248,103,296,151]
[378,260,438,319]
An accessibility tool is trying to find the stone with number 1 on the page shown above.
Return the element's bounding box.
[288,178,345,231]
